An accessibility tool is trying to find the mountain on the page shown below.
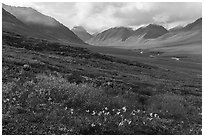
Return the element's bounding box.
[87,18,201,50]
[87,27,134,46]
[2,8,34,36]
[2,4,84,44]
[71,26,93,41]
[3,8,57,40]
[93,27,134,41]
[87,25,168,46]
[182,18,202,31]
[133,24,168,39]
[168,26,184,32]
[2,8,24,26]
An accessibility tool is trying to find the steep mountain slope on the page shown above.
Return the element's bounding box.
[131,18,202,54]
[133,24,168,39]
[2,8,29,34]
[87,27,134,46]
[2,4,84,44]
[71,26,93,41]
[182,18,202,31]
[93,27,134,41]
[2,8,54,39]
[87,24,168,46]
[169,26,184,32]
[2,8,24,26]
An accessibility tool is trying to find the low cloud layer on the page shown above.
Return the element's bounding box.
[4,2,202,33]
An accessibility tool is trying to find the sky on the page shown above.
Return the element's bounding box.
[3,2,202,34]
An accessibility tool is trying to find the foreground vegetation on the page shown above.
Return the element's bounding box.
[2,31,202,134]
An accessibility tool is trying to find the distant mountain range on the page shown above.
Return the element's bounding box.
[2,4,202,50]
[2,4,84,44]
[87,18,202,47]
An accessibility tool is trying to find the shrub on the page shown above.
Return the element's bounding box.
[147,93,187,119]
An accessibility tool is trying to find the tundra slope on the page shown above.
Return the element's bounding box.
[2,31,202,135]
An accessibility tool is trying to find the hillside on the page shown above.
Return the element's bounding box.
[182,18,202,31]
[71,26,93,41]
[87,18,202,54]
[2,30,202,135]
[133,24,168,39]
[87,27,134,46]
[87,24,168,46]
[2,4,84,44]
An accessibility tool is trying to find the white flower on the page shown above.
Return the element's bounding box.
[91,123,96,127]
[92,111,96,115]
[48,97,52,101]
[147,117,153,121]
[122,106,127,112]
[104,112,110,115]
[150,113,153,117]
[119,122,124,126]
[136,109,140,113]
[70,108,74,114]
[98,111,102,116]
[86,110,90,113]
[105,107,108,110]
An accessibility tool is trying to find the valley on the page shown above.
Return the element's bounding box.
[2,3,202,135]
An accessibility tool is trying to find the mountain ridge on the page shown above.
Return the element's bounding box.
[2,4,85,45]
[71,26,93,41]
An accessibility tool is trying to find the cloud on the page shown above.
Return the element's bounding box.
[3,2,202,33]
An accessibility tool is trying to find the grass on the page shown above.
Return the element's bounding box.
[2,31,202,135]
[147,93,188,119]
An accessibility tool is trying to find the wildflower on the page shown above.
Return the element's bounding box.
[91,123,96,127]
[70,108,74,114]
[86,110,90,113]
[98,123,102,126]
[92,111,96,115]
[119,121,124,126]
[147,117,153,121]
[65,107,68,110]
[150,113,153,117]
[117,112,120,115]
[48,97,52,101]
[98,111,102,116]
[122,106,127,112]
[154,113,157,117]
[59,127,66,131]
[136,109,140,113]
[112,109,115,111]
[105,107,108,110]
